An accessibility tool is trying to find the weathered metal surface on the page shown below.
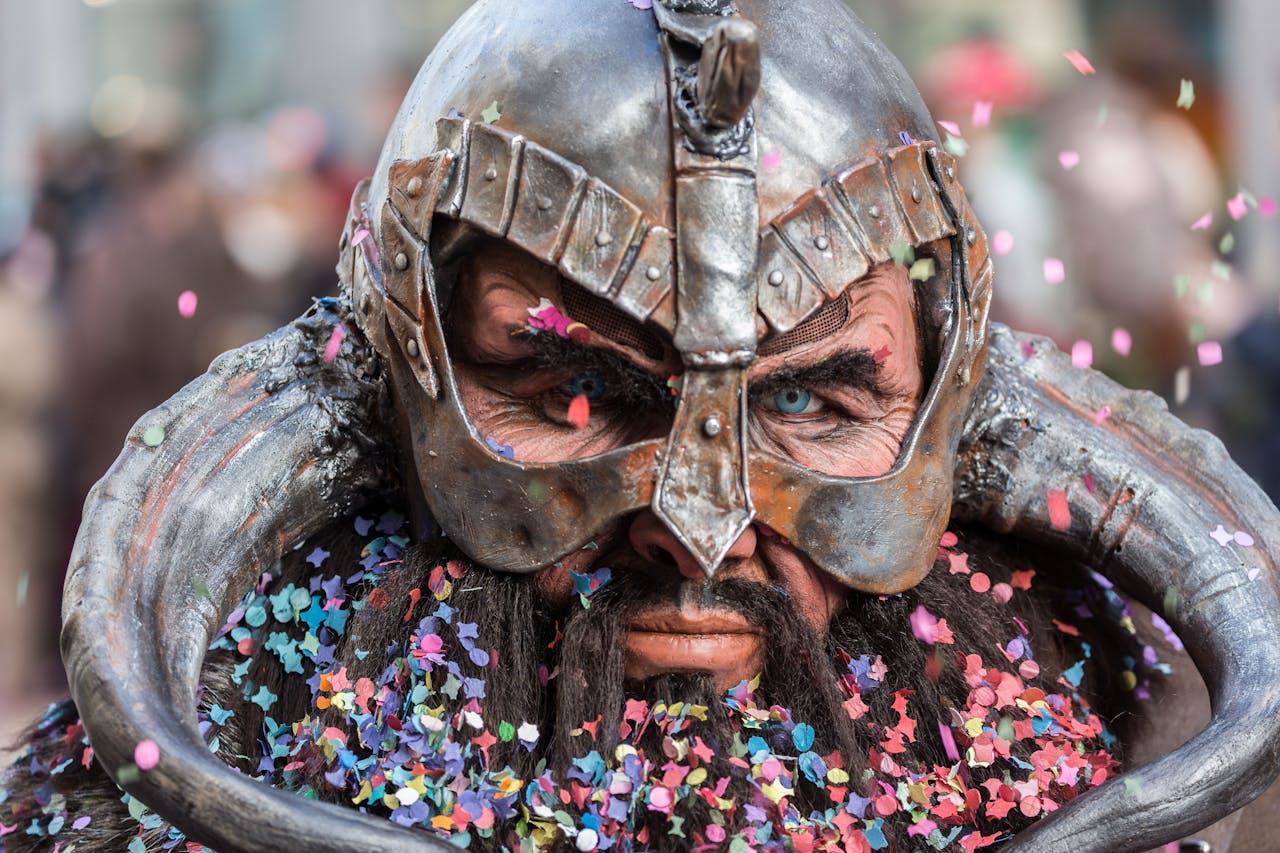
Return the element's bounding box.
[955,325,1280,851]
[61,304,456,852]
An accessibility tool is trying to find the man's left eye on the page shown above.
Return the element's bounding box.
[764,387,824,415]
[559,371,608,402]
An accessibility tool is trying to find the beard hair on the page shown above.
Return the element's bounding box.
[321,529,1123,846]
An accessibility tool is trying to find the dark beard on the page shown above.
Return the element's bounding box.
[315,529,1129,849]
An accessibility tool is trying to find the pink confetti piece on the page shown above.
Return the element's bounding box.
[1083,471,1097,494]
[1058,150,1081,170]
[938,721,960,761]
[1227,193,1248,221]
[1210,525,1234,547]
[323,324,345,364]
[177,290,198,319]
[352,227,370,246]
[1044,257,1065,285]
[1191,211,1213,231]
[1071,340,1093,369]
[991,230,1014,255]
[1047,488,1071,531]
[1234,531,1256,547]
[991,582,1013,603]
[760,148,782,172]
[972,100,994,128]
[1259,197,1277,218]
[1197,341,1223,366]
[134,739,160,771]
[1064,50,1097,75]
[1111,327,1132,356]
[1248,568,1262,581]
[937,120,962,137]
[1093,406,1111,424]
[628,0,653,7]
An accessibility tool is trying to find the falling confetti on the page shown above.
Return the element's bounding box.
[1058,150,1081,170]
[1227,193,1249,221]
[1197,341,1223,366]
[991,230,1014,255]
[1259,197,1277,218]
[1174,366,1191,405]
[177,290,198,319]
[1071,341,1093,369]
[937,120,962,137]
[1111,328,1132,357]
[16,573,28,607]
[760,148,782,171]
[133,740,160,771]
[1190,212,1213,231]
[1177,79,1196,110]
[1044,258,1065,285]
[1064,50,1097,75]
[972,100,994,128]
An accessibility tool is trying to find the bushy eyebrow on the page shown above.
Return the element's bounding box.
[749,350,891,398]
[507,329,672,407]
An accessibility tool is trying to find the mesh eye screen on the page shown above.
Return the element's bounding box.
[758,296,850,357]
[561,282,667,361]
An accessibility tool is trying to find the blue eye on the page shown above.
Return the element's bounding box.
[773,387,814,414]
[563,372,607,402]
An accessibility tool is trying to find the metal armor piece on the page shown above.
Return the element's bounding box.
[57,0,1280,849]
[354,0,992,588]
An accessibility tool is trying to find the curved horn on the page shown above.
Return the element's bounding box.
[954,324,1280,851]
[61,303,454,852]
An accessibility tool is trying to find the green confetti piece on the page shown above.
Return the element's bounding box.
[481,100,502,124]
[1173,273,1191,298]
[142,425,166,447]
[1211,261,1233,281]
[1177,79,1196,110]
[908,257,936,281]
[1163,586,1181,620]
[1218,232,1235,254]
[16,572,28,606]
[1188,319,1207,344]
[1095,104,1109,128]
[889,240,915,267]
[117,764,141,785]
[943,133,969,158]
[193,579,211,601]
[499,721,515,742]
[1196,280,1214,305]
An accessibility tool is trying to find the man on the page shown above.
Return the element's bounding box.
[5,0,1280,851]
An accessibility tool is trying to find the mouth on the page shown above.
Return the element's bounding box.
[624,604,764,690]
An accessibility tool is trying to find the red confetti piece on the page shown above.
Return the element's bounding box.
[872,344,892,364]
[567,394,590,430]
[1064,50,1097,75]
[177,290,198,319]
[134,739,160,771]
[939,531,959,548]
[969,572,991,593]
[1047,488,1071,531]
[324,324,345,364]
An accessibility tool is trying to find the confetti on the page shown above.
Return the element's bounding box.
[760,148,782,171]
[1210,525,1234,547]
[1063,50,1096,75]
[133,739,160,771]
[352,227,370,246]
[1227,193,1249,221]
[142,425,166,447]
[1043,258,1065,285]
[16,572,28,607]
[323,324,345,364]
[567,394,590,430]
[1111,328,1131,357]
[1177,79,1196,110]
[1047,488,1071,531]
[1071,340,1093,369]
[1174,367,1191,405]
[991,230,1014,255]
[1235,531,1256,547]
[1190,211,1213,231]
[972,100,994,128]
[908,257,936,281]
[480,100,502,124]
[937,120,962,137]
[1058,150,1081,170]
[177,290,198,319]
[1197,341,1222,366]
[628,0,653,8]
[1259,197,1277,218]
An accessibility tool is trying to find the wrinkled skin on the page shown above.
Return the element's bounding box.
[449,241,924,688]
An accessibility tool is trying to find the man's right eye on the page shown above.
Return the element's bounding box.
[558,371,608,403]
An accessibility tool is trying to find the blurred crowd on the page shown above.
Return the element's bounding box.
[1,0,1277,757]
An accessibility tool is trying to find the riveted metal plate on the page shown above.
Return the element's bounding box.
[459,123,524,237]
[433,117,471,218]
[773,187,870,300]
[559,178,644,297]
[388,152,456,240]
[887,145,952,246]
[383,294,437,398]
[613,226,674,323]
[756,228,824,334]
[379,206,423,319]
[832,156,909,265]
[507,142,589,264]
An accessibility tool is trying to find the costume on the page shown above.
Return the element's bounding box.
[5,0,1280,851]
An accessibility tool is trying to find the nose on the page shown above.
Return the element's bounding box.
[627,510,758,579]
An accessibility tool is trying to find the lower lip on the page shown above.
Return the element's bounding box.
[624,630,764,691]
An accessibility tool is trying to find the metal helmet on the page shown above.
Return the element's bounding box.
[59,1,1280,851]
[340,0,992,592]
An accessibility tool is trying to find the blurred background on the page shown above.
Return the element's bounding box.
[1,0,1277,756]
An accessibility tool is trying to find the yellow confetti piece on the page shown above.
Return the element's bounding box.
[481,100,502,124]
[686,767,708,786]
[909,258,936,282]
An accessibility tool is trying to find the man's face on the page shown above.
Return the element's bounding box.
[446,241,924,690]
